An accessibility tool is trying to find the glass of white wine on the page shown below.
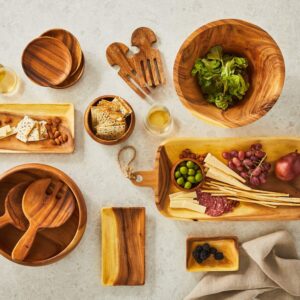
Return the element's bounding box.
[0,65,19,95]
[144,105,173,136]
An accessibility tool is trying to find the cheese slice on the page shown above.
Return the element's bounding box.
[170,199,206,213]
[16,116,36,143]
[204,153,246,183]
[39,121,48,140]
[0,126,17,140]
[0,125,12,137]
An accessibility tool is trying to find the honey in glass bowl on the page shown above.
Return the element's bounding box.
[0,65,19,95]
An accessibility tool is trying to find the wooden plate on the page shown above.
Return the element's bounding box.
[186,237,239,272]
[84,95,135,145]
[22,37,72,87]
[0,163,87,266]
[130,137,300,221]
[41,28,82,76]
[0,103,74,153]
[173,19,285,128]
[51,53,85,89]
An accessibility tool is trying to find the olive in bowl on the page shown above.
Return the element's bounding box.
[171,158,205,191]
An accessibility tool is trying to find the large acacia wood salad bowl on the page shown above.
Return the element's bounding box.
[130,137,300,221]
[173,19,285,128]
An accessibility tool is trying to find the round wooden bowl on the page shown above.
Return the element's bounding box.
[171,158,205,192]
[173,19,285,128]
[84,95,135,145]
[0,164,87,266]
[22,37,72,87]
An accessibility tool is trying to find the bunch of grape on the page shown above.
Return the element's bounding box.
[179,149,206,163]
[222,143,271,186]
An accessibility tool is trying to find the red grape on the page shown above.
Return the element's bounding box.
[259,173,267,184]
[246,151,252,158]
[230,150,238,158]
[222,152,231,160]
[251,167,262,176]
[243,159,253,167]
[232,157,241,167]
[255,150,265,158]
[240,172,248,179]
[238,150,245,160]
[250,176,260,186]
[228,161,235,169]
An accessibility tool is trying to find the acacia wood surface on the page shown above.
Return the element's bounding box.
[0,103,74,153]
[0,164,87,266]
[173,19,285,128]
[131,27,166,87]
[22,37,72,87]
[131,137,300,221]
[102,207,145,286]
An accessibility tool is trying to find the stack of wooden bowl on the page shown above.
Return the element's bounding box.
[22,29,85,89]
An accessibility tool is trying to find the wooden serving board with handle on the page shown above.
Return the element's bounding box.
[130,137,300,221]
[0,103,74,153]
[101,207,145,286]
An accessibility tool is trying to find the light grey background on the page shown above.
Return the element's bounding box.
[0,0,299,299]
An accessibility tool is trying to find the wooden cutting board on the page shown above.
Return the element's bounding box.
[101,207,145,286]
[130,137,300,221]
[0,103,74,153]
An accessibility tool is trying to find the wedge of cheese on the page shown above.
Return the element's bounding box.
[170,199,206,213]
[16,116,36,143]
[0,125,17,140]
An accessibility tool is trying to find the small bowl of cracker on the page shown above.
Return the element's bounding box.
[84,95,135,145]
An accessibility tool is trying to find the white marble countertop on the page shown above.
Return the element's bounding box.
[1,0,300,299]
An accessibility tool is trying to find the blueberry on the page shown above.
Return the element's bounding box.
[210,247,217,255]
[214,252,224,260]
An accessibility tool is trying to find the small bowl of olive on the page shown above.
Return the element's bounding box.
[171,158,205,191]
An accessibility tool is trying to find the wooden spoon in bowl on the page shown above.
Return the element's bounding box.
[0,182,31,230]
[12,178,75,262]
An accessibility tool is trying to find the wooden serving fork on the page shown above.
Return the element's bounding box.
[106,42,150,98]
[131,27,166,88]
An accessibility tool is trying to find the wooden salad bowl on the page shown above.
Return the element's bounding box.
[130,137,300,221]
[0,164,87,266]
[173,19,285,128]
[84,95,135,145]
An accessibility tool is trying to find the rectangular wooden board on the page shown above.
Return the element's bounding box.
[0,103,74,153]
[101,207,145,286]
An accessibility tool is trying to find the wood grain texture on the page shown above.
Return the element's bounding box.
[22,37,72,87]
[186,237,239,272]
[0,163,87,266]
[0,103,74,153]
[131,137,300,221]
[173,19,285,128]
[84,95,135,145]
[102,207,145,286]
[41,28,82,76]
[106,42,150,98]
[131,27,166,87]
[12,178,75,262]
[0,181,31,231]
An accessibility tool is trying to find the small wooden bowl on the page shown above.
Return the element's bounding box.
[173,19,285,128]
[84,95,135,145]
[186,236,239,272]
[41,28,82,76]
[22,37,72,87]
[171,158,205,192]
[0,164,87,266]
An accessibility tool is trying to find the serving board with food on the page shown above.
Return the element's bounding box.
[0,103,74,153]
[131,137,300,221]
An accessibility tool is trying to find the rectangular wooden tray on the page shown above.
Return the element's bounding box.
[0,103,74,153]
[131,137,300,221]
[101,207,145,286]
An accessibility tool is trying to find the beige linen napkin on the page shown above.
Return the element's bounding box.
[185,231,300,300]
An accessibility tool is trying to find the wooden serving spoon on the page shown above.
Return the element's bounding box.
[12,178,75,262]
[0,182,31,231]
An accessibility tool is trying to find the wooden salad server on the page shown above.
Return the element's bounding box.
[12,178,75,262]
[0,182,31,230]
[106,42,150,98]
[131,27,166,87]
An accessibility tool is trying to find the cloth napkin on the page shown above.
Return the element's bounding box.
[185,231,300,300]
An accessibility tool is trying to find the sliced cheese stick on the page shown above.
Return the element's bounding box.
[204,153,246,183]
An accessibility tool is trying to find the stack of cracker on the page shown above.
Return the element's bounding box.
[91,97,132,140]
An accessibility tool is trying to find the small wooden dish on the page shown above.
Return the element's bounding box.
[22,37,72,87]
[186,237,239,272]
[171,158,205,192]
[173,19,285,128]
[84,95,135,145]
[0,163,87,266]
[41,28,82,76]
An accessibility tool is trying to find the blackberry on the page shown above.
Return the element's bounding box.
[210,247,217,255]
[202,243,210,251]
[214,252,224,260]
[200,250,210,260]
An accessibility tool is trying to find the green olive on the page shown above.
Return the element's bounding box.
[177,177,185,186]
[188,169,195,176]
[186,161,194,168]
[196,169,201,173]
[184,182,192,189]
[180,166,188,175]
[195,173,203,182]
[175,171,181,178]
[187,176,196,183]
